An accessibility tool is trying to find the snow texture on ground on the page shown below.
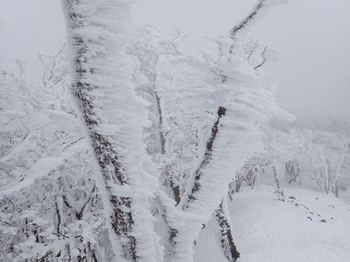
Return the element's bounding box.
[195,186,350,262]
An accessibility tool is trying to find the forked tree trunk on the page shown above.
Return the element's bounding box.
[164,107,240,262]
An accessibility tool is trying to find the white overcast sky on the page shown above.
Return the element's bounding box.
[1,0,350,119]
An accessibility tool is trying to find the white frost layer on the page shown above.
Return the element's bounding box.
[62,0,160,260]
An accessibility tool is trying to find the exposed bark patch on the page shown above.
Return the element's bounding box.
[63,3,140,260]
[230,0,266,38]
[110,196,138,261]
[74,74,128,186]
[215,202,240,262]
[55,201,62,236]
[154,89,166,155]
[169,179,181,205]
[182,106,226,209]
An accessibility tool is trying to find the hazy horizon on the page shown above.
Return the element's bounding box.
[1,0,349,119]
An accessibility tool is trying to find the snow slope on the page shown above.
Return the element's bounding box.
[195,187,350,262]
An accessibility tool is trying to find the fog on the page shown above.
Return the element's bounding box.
[1,0,349,119]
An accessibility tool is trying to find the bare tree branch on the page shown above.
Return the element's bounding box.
[230,0,267,39]
[254,46,268,70]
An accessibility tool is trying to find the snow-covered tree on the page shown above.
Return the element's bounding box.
[61,1,158,261]
[127,19,292,260]
[0,1,298,262]
[240,113,350,198]
[292,114,350,197]
[0,55,114,261]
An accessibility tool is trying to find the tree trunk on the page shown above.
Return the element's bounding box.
[214,198,240,262]
[61,1,157,261]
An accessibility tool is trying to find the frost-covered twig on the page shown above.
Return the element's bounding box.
[228,0,288,58]
[254,46,268,70]
[230,0,267,39]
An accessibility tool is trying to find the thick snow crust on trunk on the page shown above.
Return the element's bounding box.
[61,1,158,261]
[158,56,291,261]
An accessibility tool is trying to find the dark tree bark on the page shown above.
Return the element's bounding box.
[214,200,240,262]
[62,1,141,260]
[230,0,267,39]
[181,106,226,210]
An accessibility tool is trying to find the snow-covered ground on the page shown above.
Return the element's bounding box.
[195,186,350,262]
